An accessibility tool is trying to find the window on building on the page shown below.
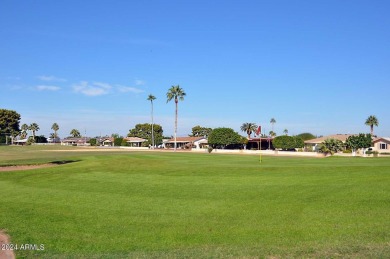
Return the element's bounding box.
[380,143,388,150]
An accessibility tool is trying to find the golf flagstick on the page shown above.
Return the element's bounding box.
[257,125,262,163]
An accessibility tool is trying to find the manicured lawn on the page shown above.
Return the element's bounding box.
[1,146,389,258]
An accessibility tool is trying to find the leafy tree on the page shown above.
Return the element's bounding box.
[114,137,123,146]
[121,138,129,146]
[190,125,212,138]
[365,115,379,136]
[128,123,163,146]
[240,122,258,139]
[296,132,316,141]
[295,137,304,149]
[240,136,249,147]
[147,94,157,148]
[345,134,372,156]
[70,129,81,137]
[272,135,304,150]
[0,109,21,137]
[29,123,40,142]
[345,135,359,154]
[283,129,288,135]
[51,123,59,138]
[208,127,242,149]
[319,138,344,155]
[89,138,97,146]
[35,135,47,143]
[166,85,186,151]
[269,130,276,137]
[111,133,121,138]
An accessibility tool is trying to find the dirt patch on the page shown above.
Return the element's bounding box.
[0,230,15,259]
[0,164,57,172]
[0,160,79,172]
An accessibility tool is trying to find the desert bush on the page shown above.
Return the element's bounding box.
[319,138,344,155]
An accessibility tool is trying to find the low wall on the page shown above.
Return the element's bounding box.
[191,148,321,157]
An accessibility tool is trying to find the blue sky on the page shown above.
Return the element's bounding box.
[1,0,389,138]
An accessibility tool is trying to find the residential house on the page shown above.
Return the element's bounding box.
[47,137,61,143]
[372,137,390,153]
[304,134,354,151]
[61,137,90,146]
[163,137,207,149]
[99,137,114,146]
[124,137,147,147]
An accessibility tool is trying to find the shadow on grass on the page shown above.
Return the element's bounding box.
[49,160,81,165]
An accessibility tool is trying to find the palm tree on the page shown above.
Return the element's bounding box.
[21,123,29,139]
[270,118,276,132]
[51,123,59,138]
[365,115,379,136]
[240,123,258,139]
[283,129,288,135]
[29,123,40,142]
[70,129,81,138]
[147,94,156,148]
[166,85,186,151]
[269,131,276,137]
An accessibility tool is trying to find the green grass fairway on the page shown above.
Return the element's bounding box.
[1,146,390,258]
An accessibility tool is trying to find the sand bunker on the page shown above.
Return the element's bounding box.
[0,164,56,172]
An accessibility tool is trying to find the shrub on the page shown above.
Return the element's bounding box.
[208,128,242,149]
[26,137,35,145]
[272,136,304,150]
[89,138,97,146]
[34,135,47,143]
[296,133,316,141]
[345,134,373,152]
[319,138,344,155]
[343,149,352,153]
[114,137,123,146]
[121,139,129,146]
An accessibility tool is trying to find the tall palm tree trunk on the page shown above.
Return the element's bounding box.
[174,99,178,151]
[151,101,154,149]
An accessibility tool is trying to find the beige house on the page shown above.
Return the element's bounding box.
[124,137,147,147]
[304,134,354,151]
[372,137,390,153]
[100,137,114,146]
[163,137,208,149]
[305,134,390,154]
[61,137,90,146]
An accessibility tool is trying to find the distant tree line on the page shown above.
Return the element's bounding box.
[0,105,380,152]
